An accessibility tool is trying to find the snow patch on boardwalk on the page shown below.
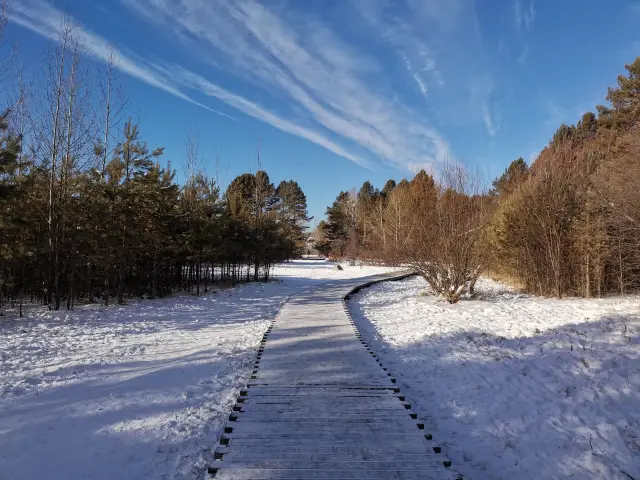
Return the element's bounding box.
[349,276,640,480]
[0,260,394,480]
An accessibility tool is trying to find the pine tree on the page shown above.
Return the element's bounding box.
[113,119,163,303]
[606,57,640,120]
[0,110,23,259]
[324,192,351,257]
[275,180,310,255]
[491,158,529,197]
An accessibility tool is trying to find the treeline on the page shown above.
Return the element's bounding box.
[316,57,640,300]
[0,20,309,312]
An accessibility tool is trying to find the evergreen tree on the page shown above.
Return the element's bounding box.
[491,158,529,197]
[381,179,396,198]
[312,220,332,257]
[275,180,310,255]
[606,57,640,122]
[576,112,598,139]
[325,192,351,257]
[0,109,23,262]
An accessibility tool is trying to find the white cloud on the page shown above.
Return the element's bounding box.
[525,2,536,30]
[482,103,497,137]
[13,0,463,172]
[400,53,428,100]
[354,0,498,141]
[514,0,523,29]
[162,65,370,168]
[9,0,235,120]
[515,0,535,31]
[9,0,377,167]
[467,74,498,137]
[413,74,429,98]
[407,162,435,175]
[354,0,447,90]
[120,0,451,170]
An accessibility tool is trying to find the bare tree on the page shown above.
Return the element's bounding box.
[182,127,205,294]
[597,125,640,293]
[492,142,581,298]
[37,22,73,308]
[399,162,490,303]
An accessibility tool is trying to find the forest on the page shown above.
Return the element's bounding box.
[0,20,310,311]
[3,4,638,310]
[315,56,640,301]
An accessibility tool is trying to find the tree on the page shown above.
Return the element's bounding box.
[225,171,276,223]
[324,192,351,258]
[552,123,575,145]
[381,179,396,198]
[113,119,164,303]
[315,56,640,300]
[275,179,310,256]
[0,109,23,264]
[492,143,581,297]
[356,181,376,254]
[605,57,640,125]
[491,158,529,197]
[312,220,332,257]
[576,112,598,140]
[400,165,488,302]
[596,124,640,293]
[0,110,21,200]
[0,13,311,311]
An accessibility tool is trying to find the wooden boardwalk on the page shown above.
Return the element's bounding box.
[209,274,455,479]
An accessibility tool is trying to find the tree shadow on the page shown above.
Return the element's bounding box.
[0,344,260,479]
[349,296,640,480]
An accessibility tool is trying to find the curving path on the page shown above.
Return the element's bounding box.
[209,274,455,479]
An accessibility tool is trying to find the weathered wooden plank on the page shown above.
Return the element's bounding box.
[218,451,438,462]
[235,403,405,413]
[238,392,397,399]
[242,389,396,397]
[247,381,394,387]
[238,400,398,407]
[214,459,445,470]
[214,445,434,457]
[232,412,416,421]
[226,419,423,435]
[244,386,396,393]
[220,441,433,453]
[223,432,427,442]
[211,467,453,480]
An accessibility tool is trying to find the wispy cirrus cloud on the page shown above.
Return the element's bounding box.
[353,0,498,138]
[9,0,374,167]
[119,0,452,170]
[353,0,447,92]
[8,0,235,120]
[513,0,535,67]
[514,0,536,32]
[155,64,370,168]
[482,104,497,137]
[400,52,429,100]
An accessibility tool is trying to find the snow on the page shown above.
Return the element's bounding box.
[349,275,640,480]
[0,259,395,480]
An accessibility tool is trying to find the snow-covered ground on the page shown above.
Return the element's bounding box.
[349,275,640,480]
[0,260,394,480]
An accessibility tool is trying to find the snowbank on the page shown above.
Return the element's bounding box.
[0,260,395,480]
[349,275,640,480]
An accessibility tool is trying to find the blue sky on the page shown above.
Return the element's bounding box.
[7,0,640,223]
